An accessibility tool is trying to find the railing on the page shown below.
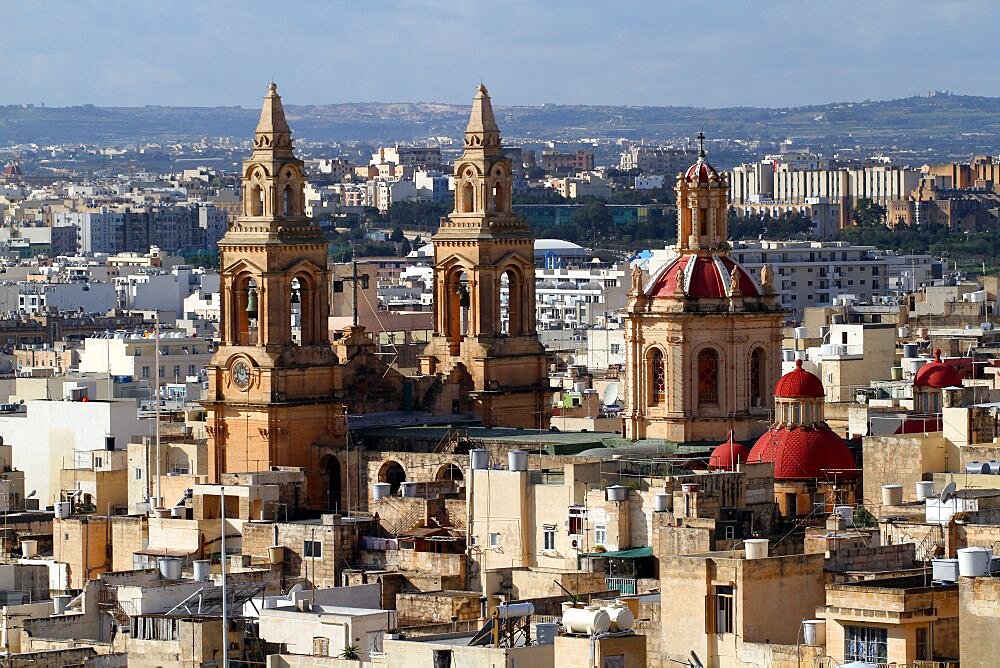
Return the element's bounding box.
[605,577,637,596]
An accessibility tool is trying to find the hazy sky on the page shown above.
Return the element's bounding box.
[3,0,998,109]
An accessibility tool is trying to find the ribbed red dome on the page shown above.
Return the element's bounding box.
[748,426,857,480]
[914,349,963,388]
[709,441,750,469]
[646,254,763,299]
[685,158,719,185]
[774,360,825,398]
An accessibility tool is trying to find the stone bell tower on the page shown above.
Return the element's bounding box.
[202,83,345,509]
[418,85,550,428]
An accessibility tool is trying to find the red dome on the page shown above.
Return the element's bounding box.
[914,349,963,388]
[685,158,719,185]
[709,441,750,469]
[774,359,825,398]
[646,254,763,299]
[748,426,856,480]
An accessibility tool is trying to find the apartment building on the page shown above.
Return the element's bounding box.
[618,145,691,175]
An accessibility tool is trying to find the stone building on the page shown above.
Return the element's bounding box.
[623,135,784,443]
[418,85,550,428]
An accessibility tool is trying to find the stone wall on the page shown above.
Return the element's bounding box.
[395,590,481,626]
[960,576,1000,666]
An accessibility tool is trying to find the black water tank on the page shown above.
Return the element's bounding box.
[104,435,115,451]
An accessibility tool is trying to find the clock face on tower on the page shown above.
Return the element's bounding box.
[231,359,252,390]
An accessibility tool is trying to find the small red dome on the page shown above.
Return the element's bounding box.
[914,349,963,388]
[685,158,719,185]
[748,425,856,480]
[646,254,763,299]
[709,441,750,469]
[774,359,825,398]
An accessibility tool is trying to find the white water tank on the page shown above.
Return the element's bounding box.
[52,594,73,615]
[908,359,926,375]
[603,603,634,631]
[802,619,826,647]
[535,622,559,645]
[563,606,611,635]
[496,602,535,618]
[470,449,490,470]
[371,483,391,501]
[399,482,418,498]
[915,481,935,501]
[834,505,855,527]
[653,493,670,512]
[606,485,626,502]
[958,547,992,577]
[573,381,588,393]
[20,540,38,558]
[932,558,960,582]
[54,501,71,519]
[744,538,769,560]
[508,450,528,472]
[192,560,210,582]
[793,326,808,340]
[170,506,184,519]
[881,484,903,506]
[158,556,182,581]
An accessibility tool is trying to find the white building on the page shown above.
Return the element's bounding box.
[532,265,627,331]
[0,397,149,506]
[13,281,117,315]
[77,332,214,384]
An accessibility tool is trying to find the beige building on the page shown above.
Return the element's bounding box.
[960,574,1000,667]
[624,137,784,443]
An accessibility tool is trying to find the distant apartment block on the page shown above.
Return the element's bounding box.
[618,145,692,175]
[541,149,594,173]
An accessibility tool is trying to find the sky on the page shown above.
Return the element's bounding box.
[3,0,998,109]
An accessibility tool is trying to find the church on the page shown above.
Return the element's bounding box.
[622,136,785,444]
[201,83,552,511]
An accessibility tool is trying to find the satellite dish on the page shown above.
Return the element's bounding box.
[287,583,304,596]
[940,481,957,504]
[601,382,620,406]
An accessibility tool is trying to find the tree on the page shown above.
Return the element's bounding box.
[390,226,404,242]
[400,237,412,256]
[853,198,887,227]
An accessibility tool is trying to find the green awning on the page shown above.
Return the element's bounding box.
[582,546,652,559]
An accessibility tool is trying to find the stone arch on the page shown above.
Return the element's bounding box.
[445,267,472,345]
[459,181,475,213]
[646,346,666,406]
[289,270,318,346]
[377,460,406,495]
[323,455,342,512]
[500,266,524,336]
[282,184,295,216]
[435,463,464,482]
[250,183,264,217]
[696,346,720,405]
[231,273,259,345]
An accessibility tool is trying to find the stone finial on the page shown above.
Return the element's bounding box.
[728,264,742,297]
[760,264,774,292]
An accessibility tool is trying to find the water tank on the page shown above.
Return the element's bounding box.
[802,619,826,647]
[469,449,490,470]
[54,501,71,519]
[915,481,935,501]
[653,493,670,512]
[52,594,73,615]
[902,343,919,358]
[158,556,182,581]
[606,485,626,502]
[104,435,115,451]
[535,622,558,645]
[793,326,808,340]
[170,506,185,519]
[192,559,210,582]
[20,540,38,558]
[782,350,796,362]
[744,538,769,560]
[958,547,992,577]
[573,381,588,393]
[967,461,990,475]
[371,483,391,501]
[908,359,927,375]
[834,505,855,527]
[496,602,535,619]
[932,558,960,582]
[898,326,910,339]
[603,603,634,631]
[988,461,1000,475]
[890,366,903,381]
[881,484,903,506]
[399,482,418,498]
[508,450,528,472]
[562,606,611,635]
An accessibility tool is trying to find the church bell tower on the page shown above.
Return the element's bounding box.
[203,83,345,508]
[418,85,550,428]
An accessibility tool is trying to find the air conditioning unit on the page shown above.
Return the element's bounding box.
[568,534,583,550]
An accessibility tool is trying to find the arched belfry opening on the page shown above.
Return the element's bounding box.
[501,268,523,336]
[460,181,475,213]
[232,275,259,346]
[282,185,294,216]
[290,272,317,346]
[250,183,264,217]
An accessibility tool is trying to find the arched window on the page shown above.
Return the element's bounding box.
[250,184,264,216]
[698,348,719,405]
[750,348,765,408]
[460,182,474,213]
[502,269,521,336]
[492,181,507,212]
[282,185,293,216]
[648,348,665,405]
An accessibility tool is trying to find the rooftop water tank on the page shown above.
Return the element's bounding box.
[606,485,626,502]
[902,343,919,358]
[603,603,634,631]
[54,501,71,519]
[192,559,211,582]
[653,493,670,512]
[562,606,611,635]
[158,556,182,581]
[496,602,535,619]
[793,326,808,340]
[802,619,826,647]
[915,481,935,501]
[508,450,528,472]
[372,483,391,501]
[744,538,769,560]
[932,558,959,582]
[967,461,990,475]
[958,547,992,577]
[535,622,558,645]
[882,484,903,506]
[20,540,37,558]
[834,505,855,527]
[469,449,490,470]
[399,482,418,498]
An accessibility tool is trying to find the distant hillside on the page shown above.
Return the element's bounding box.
[3,94,1000,154]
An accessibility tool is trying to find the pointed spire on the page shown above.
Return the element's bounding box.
[464,84,501,152]
[253,82,293,154]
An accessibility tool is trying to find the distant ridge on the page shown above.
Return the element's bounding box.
[3,94,1000,152]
